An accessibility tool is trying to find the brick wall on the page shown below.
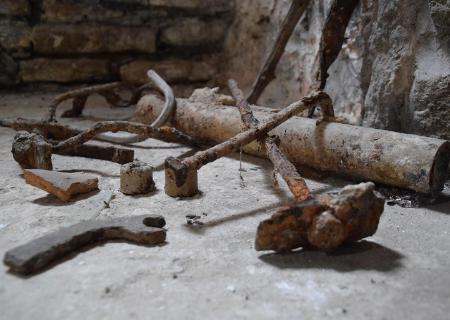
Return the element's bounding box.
[0,0,233,92]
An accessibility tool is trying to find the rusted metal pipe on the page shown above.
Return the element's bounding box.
[138,89,449,195]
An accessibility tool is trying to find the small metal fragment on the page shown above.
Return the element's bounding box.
[3,215,166,275]
[255,182,385,252]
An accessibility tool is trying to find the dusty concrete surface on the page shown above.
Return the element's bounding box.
[0,92,449,319]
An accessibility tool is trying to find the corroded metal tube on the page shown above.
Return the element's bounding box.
[138,93,449,195]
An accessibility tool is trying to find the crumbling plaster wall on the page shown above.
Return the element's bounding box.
[222,0,450,140]
[0,0,233,95]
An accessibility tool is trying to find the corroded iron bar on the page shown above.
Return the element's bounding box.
[316,0,360,89]
[56,143,134,164]
[182,91,326,170]
[247,0,311,104]
[52,121,198,152]
[229,79,311,201]
[0,118,199,149]
[44,82,124,122]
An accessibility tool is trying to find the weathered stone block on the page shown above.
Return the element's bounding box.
[41,0,166,25]
[0,19,31,55]
[429,0,450,47]
[149,0,233,13]
[409,74,450,140]
[31,25,156,54]
[0,45,18,86]
[160,18,228,47]
[20,58,111,83]
[120,58,217,84]
[0,0,30,17]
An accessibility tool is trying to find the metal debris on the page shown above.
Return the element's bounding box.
[255,182,385,252]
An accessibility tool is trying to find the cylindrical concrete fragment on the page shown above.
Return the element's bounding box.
[137,90,450,194]
[120,160,155,195]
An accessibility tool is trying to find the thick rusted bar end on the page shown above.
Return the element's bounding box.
[164,157,198,198]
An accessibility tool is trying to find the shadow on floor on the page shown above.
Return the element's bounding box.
[32,189,100,206]
[58,168,119,178]
[259,240,403,272]
[184,202,283,234]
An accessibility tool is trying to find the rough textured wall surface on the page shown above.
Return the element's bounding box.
[1,0,448,139]
[223,0,450,139]
[0,0,233,95]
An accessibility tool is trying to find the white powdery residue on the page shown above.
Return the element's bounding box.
[226,284,237,293]
[275,279,328,309]
[246,265,256,275]
[0,223,7,231]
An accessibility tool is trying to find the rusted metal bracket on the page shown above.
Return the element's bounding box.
[229,79,311,202]
[3,215,166,275]
[95,70,178,144]
[163,91,329,197]
[3,118,198,169]
[44,82,131,122]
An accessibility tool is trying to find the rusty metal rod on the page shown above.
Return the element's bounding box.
[182,91,327,170]
[247,0,311,104]
[0,118,199,149]
[141,92,450,194]
[228,79,311,201]
[44,82,125,122]
[56,143,134,164]
[316,0,360,89]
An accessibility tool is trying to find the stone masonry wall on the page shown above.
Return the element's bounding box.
[222,0,450,140]
[1,0,448,140]
[0,0,233,94]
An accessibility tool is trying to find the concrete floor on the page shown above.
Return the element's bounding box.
[0,92,449,320]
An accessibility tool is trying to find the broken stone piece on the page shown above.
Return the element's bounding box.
[3,215,166,275]
[12,131,53,170]
[255,182,385,252]
[120,160,155,195]
[23,169,98,202]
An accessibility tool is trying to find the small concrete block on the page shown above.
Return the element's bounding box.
[23,169,99,202]
[120,160,155,195]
